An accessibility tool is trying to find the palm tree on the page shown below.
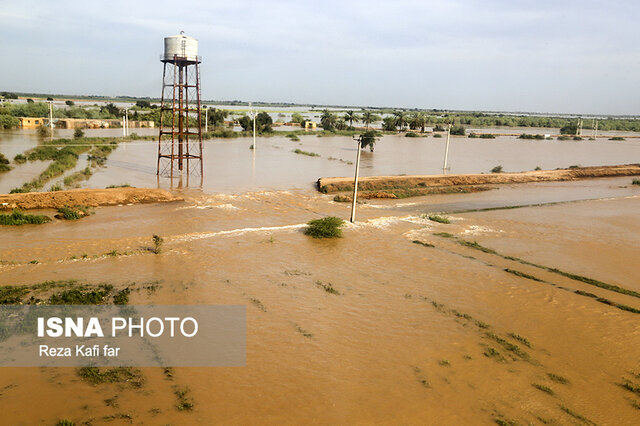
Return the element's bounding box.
[343,110,359,129]
[361,111,381,129]
[409,112,427,133]
[320,109,337,131]
[393,111,408,132]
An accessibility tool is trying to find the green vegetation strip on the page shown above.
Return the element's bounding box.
[0,210,51,225]
[293,148,320,157]
[436,233,640,300]
[9,137,119,193]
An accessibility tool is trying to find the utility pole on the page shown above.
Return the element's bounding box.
[577,118,583,136]
[47,100,54,130]
[594,120,598,139]
[350,136,363,223]
[250,102,256,151]
[204,107,208,133]
[442,123,451,174]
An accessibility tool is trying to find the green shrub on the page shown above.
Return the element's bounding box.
[0,210,51,225]
[405,132,419,137]
[450,126,465,136]
[0,153,11,172]
[304,216,344,239]
[491,165,503,173]
[518,133,545,140]
[428,214,450,224]
[609,136,625,141]
[433,133,443,138]
[557,135,570,140]
[479,133,496,139]
[49,184,63,191]
[573,136,583,141]
[152,234,164,254]
[56,205,90,220]
[73,128,85,138]
[632,179,640,186]
[106,183,131,188]
[13,153,27,164]
[293,149,320,157]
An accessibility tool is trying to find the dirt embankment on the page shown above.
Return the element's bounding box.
[0,188,183,210]
[318,164,640,195]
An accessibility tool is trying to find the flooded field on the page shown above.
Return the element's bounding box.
[1,128,640,424]
[3,128,639,194]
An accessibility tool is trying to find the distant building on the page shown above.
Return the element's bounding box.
[18,117,47,128]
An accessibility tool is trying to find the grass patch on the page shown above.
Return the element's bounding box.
[315,280,340,295]
[296,325,313,338]
[485,332,529,360]
[412,240,435,248]
[405,132,419,137]
[49,285,113,305]
[113,288,131,305]
[174,387,194,411]
[286,134,301,141]
[559,405,595,425]
[249,297,267,312]
[333,194,351,202]
[304,216,344,239]
[49,183,63,191]
[458,239,497,254]
[483,347,505,362]
[547,373,569,384]
[438,359,450,366]
[632,179,640,186]
[151,234,163,254]
[433,232,454,238]
[13,153,27,164]
[56,205,91,220]
[532,383,554,395]
[518,133,545,140]
[620,380,640,396]
[508,333,532,348]
[0,153,11,172]
[106,183,131,188]
[504,268,545,283]
[609,136,625,141]
[63,167,92,187]
[474,320,490,329]
[427,214,450,224]
[449,236,640,301]
[78,367,143,388]
[293,148,320,157]
[0,210,51,226]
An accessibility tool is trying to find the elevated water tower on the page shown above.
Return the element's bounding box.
[157,31,204,177]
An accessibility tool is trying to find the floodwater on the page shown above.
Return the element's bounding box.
[4,128,639,195]
[1,128,640,424]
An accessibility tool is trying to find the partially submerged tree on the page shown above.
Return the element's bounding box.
[359,130,379,152]
[343,110,359,129]
[320,109,337,131]
[361,111,381,129]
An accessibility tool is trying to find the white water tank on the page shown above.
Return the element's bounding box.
[163,33,199,61]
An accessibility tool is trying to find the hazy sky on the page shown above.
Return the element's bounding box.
[1,0,638,115]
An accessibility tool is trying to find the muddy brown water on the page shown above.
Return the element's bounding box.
[2,129,640,194]
[1,129,640,424]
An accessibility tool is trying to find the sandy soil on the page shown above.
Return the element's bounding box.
[0,188,183,210]
[318,164,640,193]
